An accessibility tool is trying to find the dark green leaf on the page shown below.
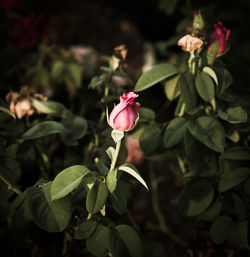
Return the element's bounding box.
[219,167,250,192]
[116,224,143,257]
[164,74,180,100]
[86,181,108,214]
[187,116,226,153]
[179,72,197,111]
[32,100,69,118]
[134,63,178,92]
[164,117,187,148]
[109,181,127,215]
[26,182,72,232]
[221,146,250,160]
[210,215,234,244]
[106,169,117,193]
[139,107,156,121]
[184,131,218,176]
[51,60,65,79]
[86,224,109,257]
[74,220,97,240]
[139,123,162,155]
[178,178,214,217]
[67,63,82,87]
[106,229,131,257]
[51,165,91,200]
[218,106,247,124]
[195,71,215,102]
[22,121,66,140]
[228,220,249,249]
[200,198,221,221]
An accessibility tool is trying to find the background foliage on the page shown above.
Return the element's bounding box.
[1,0,250,257]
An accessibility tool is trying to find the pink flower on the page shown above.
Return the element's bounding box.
[125,136,144,165]
[109,92,140,131]
[178,35,203,52]
[208,21,230,55]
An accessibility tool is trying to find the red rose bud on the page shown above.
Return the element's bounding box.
[208,21,230,55]
[109,92,140,131]
[193,10,204,30]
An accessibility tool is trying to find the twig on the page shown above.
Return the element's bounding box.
[149,162,187,247]
[0,173,22,195]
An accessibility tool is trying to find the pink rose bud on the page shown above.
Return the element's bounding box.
[109,92,140,131]
[208,21,230,55]
[178,35,203,52]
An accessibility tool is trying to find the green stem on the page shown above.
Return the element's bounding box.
[0,173,22,195]
[110,139,121,171]
[149,163,187,247]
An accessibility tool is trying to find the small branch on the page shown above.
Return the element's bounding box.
[0,173,22,195]
[149,163,187,247]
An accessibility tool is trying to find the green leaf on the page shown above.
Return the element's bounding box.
[26,182,72,232]
[116,224,143,257]
[164,74,180,100]
[119,163,148,190]
[51,165,91,200]
[96,158,109,175]
[86,181,108,214]
[187,116,226,153]
[195,71,215,102]
[179,72,197,112]
[221,146,250,160]
[219,167,250,192]
[134,63,178,92]
[203,66,218,86]
[86,224,109,257]
[106,169,117,193]
[222,192,247,219]
[139,123,162,155]
[67,63,82,87]
[22,121,66,140]
[200,198,221,221]
[0,106,15,119]
[106,146,115,161]
[184,131,218,176]
[178,178,214,216]
[89,74,107,89]
[109,181,127,215]
[39,68,49,87]
[60,116,88,145]
[164,117,187,148]
[228,220,249,249]
[74,220,97,240]
[52,60,65,79]
[139,107,156,121]
[218,106,248,124]
[32,99,69,118]
[210,215,234,244]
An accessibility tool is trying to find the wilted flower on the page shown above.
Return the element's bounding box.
[109,92,140,131]
[178,35,203,52]
[110,44,128,71]
[208,21,230,55]
[11,13,49,50]
[6,86,47,119]
[125,136,144,165]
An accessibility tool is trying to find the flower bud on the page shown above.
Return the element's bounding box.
[208,21,230,56]
[193,10,205,30]
[178,35,203,52]
[109,92,140,131]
